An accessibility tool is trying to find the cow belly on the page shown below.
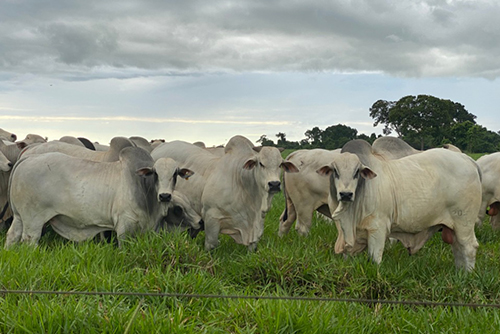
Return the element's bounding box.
[50,215,110,242]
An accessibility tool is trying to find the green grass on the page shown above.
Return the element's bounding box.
[1,192,500,333]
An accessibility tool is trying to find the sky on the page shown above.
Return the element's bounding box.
[1,0,499,147]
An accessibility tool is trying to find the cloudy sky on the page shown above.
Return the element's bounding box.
[1,0,499,146]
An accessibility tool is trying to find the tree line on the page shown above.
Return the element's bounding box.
[257,95,500,153]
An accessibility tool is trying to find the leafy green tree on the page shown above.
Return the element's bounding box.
[256,135,275,146]
[321,124,358,149]
[304,126,322,147]
[369,95,477,150]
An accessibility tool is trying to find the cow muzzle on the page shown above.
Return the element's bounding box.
[158,193,172,203]
[339,191,353,202]
[268,181,281,193]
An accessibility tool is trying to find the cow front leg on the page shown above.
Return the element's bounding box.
[367,228,387,264]
[204,217,221,251]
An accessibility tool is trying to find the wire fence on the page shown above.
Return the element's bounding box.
[1,289,500,309]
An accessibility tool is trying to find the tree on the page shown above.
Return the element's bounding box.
[321,124,358,149]
[304,126,322,147]
[256,134,275,146]
[369,95,477,150]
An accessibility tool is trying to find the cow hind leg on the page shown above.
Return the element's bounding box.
[278,196,297,237]
[450,227,478,271]
[4,216,23,248]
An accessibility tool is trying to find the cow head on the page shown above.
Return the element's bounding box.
[17,134,47,146]
[243,147,298,193]
[136,157,194,203]
[317,152,376,203]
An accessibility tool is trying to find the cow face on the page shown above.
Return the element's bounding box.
[317,152,376,202]
[244,147,298,194]
[136,157,194,203]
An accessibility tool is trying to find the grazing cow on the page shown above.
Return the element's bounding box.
[0,128,17,142]
[5,147,194,247]
[278,149,341,238]
[21,136,135,162]
[152,135,298,251]
[317,140,481,270]
[17,134,47,146]
[477,152,500,229]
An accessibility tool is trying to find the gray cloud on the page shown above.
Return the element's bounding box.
[1,0,499,79]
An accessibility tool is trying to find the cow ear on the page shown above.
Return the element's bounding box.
[281,161,299,173]
[243,158,257,170]
[316,165,332,176]
[177,168,194,180]
[136,167,154,177]
[277,147,285,152]
[361,166,377,179]
[16,142,28,150]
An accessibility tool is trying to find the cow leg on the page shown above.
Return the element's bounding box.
[4,216,23,248]
[367,228,387,264]
[20,220,44,246]
[334,221,346,254]
[278,196,297,237]
[450,230,478,271]
[204,218,221,251]
[295,204,317,237]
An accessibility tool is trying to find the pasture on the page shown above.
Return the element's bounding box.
[1,150,500,333]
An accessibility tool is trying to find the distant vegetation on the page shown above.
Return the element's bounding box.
[258,95,500,153]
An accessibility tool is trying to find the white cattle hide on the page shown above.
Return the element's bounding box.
[318,143,481,271]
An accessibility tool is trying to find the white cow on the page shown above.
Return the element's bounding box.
[0,141,26,229]
[21,136,134,162]
[278,149,341,238]
[17,134,47,146]
[477,152,500,228]
[5,147,194,247]
[0,128,17,142]
[152,135,298,251]
[317,140,481,271]
[278,136,419,245]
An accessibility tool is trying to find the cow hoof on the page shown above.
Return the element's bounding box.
[247,242,258,252]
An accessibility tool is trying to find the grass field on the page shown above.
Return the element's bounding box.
[1,189,500,333]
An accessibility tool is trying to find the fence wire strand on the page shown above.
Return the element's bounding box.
[1,289,500,309]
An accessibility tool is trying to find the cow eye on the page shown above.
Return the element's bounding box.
[354,169,360,179]
[259,162,265,168]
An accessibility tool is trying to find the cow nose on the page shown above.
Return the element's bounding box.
[11,134,17,141]
[8,162,13,168]
[268,181,281,191]
[339,191,353,202]
[159,193,172,202]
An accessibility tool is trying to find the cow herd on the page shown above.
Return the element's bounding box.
[1,128,500,272]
